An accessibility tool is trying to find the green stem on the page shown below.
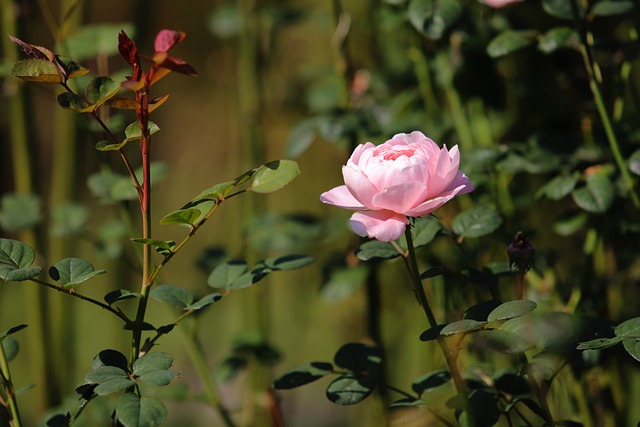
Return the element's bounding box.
[0,344,22,427]
[29,278,131,325]
[403,227,473,423]
[572,0,640,209]
[182,322,236,427]
[518,353,554,425]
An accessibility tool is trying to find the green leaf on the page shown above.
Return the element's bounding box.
[84,366,133,395]
[131,238,175,256]
[553,211,588,236]
[334,342,382,372]
[227,266,270,290]
[576,336,622,351]
[487,300,537,323]
[284,119,317,159]
[116,393,167,427]
[272,362,334,390]
[465,390,500,427]
[538,27,579,54]
[591,1,633,17]
[251,160,300,193]
[412,370,451,397]
[86,76,120,106]
[487,30,538,58]
[0,324,28,343]
[571,172,615,213]
[55,56,89,80]
[124,121,161,141]
[440,319,485,336]
[487,316,538,354]
[420,267,444,280]
[537,173,579,200]
[94,378,136,395]
[48,257,106,289]
[186,293,222,311]
[10,58,61,82]
[150,285,194,309]
[2,337,19,362]
[194,180,238,200]
[622,338,640,362]
[407,0,462,40]
[159,208,201,226]
[104,289,142,305]
[138,370,177,387]
[51,203,89,236]
[133,352,174,375]
[0,238,42,281]
[57,92,93,112]
[262,254,314,270]
[402,216,442,249]
[95,139,127,151]
[326,374,376,405]
[629,150,640,176]
[452,207,502,238]
[542,0,585,19]
[614,317,640,338]
[355,241,401,261]
[0,192,43,232]
[207,260,247,289]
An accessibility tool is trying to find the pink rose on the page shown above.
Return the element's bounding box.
[320,132,474,242]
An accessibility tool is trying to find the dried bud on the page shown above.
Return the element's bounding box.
[507,231,535,273]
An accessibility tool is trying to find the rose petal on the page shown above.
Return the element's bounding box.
[320,185,366,210]
[404,176,473,216]
[371,181,426,213]
[343,165,378,208]
[350,211,409,242]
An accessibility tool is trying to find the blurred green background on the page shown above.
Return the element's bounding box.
[2,0,640,426]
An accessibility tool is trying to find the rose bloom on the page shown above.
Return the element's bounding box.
[320,132,473,242]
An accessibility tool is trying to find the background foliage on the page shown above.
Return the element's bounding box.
[1,0,640,426]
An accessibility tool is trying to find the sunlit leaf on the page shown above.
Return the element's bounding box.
[487,30,538,58]
[86,76,120,106]
[538,27,579,54]
[10,59,61,83]
[622,338,640,362]
[576,336,622,351]
[487,300,537,323]
[150,285,194,309]
[123,121,161,141]
[49,257,106,288]
[133,352,173,375]
[57,92,93,112]
[116,393,167,427]
[614,317,640,338]
[159,208,201,226]
[0,238,42,281]
[272,362,334,390]
[629,150,640,176]
[251,160,300,193]
[452,207,502,238]
[326,374,376,405]
[553,211,588,236]
[186,293,222,311]
[440,319,485,336]
[207,260,248,289]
